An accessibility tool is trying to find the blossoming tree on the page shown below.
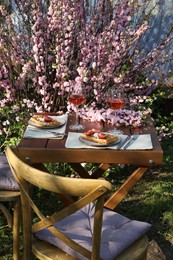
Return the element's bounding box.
[0,0,172,149]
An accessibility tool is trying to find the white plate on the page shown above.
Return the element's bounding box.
[28,119,66,129]
[79,135,121,147]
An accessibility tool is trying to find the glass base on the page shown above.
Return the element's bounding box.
[69,124,85,131]
[108,128,123,135]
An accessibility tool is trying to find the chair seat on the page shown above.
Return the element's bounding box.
[32,238,78,260]
[0,154,19,191]
[32,235,148,260]
[35,203,151,260]
[0,153,20,260]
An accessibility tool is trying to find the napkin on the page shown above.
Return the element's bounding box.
[23,114,68,139]
[65,132,153,150]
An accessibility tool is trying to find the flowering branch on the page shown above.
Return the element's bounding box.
[0,0,172,143]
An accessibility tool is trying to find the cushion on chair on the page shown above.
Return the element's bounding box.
[0,154,19,191]
[34,202,151,260]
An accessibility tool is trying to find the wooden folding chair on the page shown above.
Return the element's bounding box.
[6,146,151,260]
[0,153,21,260]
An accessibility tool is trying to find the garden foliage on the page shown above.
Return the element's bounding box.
[0,0,172,151]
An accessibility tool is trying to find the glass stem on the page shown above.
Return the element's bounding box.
[75,106,79,126]
[114,110,117,130]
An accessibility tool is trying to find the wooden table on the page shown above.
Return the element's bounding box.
[14,114,163,210]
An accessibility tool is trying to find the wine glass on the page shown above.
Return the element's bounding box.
[69,86,86,130]
[107,88,125,135]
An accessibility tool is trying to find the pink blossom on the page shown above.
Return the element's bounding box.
[0,0,172,141]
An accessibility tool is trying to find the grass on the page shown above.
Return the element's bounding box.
[0,206,17,257]
[119,170,173,259]
[0,137,173,259]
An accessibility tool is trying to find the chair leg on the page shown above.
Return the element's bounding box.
[0,203,13,228]
[13,199,21,260]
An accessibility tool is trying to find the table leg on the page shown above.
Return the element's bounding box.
[104,167,148,210]
[35,162,147,210]
[91,163,110,178]
[70,163,111,179]
[70,163,92,178]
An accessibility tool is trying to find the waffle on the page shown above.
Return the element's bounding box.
[81,131,118,145]
[29,115,61,127]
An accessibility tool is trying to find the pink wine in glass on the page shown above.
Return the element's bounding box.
[107,88,125,134]
[69,94,86,106]
[69,87,86,130]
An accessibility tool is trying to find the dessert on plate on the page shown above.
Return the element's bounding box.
[29,114,61,127]
[81,128,118,145]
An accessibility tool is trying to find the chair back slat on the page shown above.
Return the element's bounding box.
[6,147,112,197]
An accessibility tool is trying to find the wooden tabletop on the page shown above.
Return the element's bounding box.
[15,113,163,167]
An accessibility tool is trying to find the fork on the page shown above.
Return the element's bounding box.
[123,135,139,150]
[27,127,67,137]
[117,135,131,150]
[47,131,67,137]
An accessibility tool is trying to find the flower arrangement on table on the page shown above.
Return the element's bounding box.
[0,0,172,149]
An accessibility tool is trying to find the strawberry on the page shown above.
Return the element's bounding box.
[44,117,53,122]
[91,128,101,133]
[42,114,53,122]
[98,132,107,139]
[85,129,94,136]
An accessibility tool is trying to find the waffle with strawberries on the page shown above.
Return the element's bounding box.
[29,114,61,127]
[81,129,118,145]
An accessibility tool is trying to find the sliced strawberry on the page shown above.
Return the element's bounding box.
[85,129,94,136]
[44,117,53,122]
[91,128,101,133]
[98,132,107,139]
[42,114,53,122]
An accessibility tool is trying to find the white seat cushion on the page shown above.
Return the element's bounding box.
[34,203,151,259]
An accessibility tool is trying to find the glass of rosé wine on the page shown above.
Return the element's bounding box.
[107,88,125,135]
[69,86,86,130]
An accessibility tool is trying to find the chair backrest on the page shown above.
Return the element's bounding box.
[5,146,112,260]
